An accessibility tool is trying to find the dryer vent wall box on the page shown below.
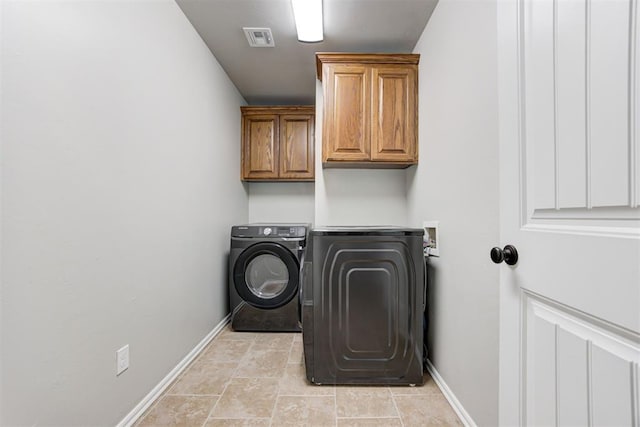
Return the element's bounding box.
[423,221,439,257]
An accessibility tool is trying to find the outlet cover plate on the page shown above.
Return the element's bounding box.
[116,345,129,376]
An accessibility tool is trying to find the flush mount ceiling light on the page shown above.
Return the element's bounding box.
[291,0,323,42]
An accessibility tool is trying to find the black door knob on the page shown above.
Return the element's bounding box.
[490,245,518,266]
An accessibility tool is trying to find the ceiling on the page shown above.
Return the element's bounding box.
[176,0,439,105]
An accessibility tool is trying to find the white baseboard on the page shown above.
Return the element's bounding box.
[425,359,477,427]
[116,314,231,427]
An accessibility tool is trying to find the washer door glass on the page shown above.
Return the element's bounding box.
[233,242,300,309]
[244,254,290,299]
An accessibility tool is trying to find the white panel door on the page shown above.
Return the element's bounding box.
[498,0,640,425]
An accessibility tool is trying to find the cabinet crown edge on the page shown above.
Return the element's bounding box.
[241,105,315,115]
[315,53,420,80]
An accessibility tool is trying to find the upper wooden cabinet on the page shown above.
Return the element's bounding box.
[316,53,419,168]
[241,106,315,181]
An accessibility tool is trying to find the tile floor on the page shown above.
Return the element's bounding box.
[136,325,463,426]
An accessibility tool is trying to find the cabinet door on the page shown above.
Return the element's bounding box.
[322,63,370,162]
[242,115,279,180]
[279,114,314,180]
[370,66,418,163]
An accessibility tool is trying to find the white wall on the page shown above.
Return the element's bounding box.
[0,1,248,425]
[407,1,500,425]
[247,83,409,249]
[0,0,4,418]
[314,82,409,226]
[248,182,315,224]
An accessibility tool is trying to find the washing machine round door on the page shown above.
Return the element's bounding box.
[233,242,300,309]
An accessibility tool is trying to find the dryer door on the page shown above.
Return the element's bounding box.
[233,242,300,309]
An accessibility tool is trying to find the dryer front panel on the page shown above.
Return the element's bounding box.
[305,234,424,385]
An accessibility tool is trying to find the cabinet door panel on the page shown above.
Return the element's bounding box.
[371,66,417,163]
[280,115,314,180]
[242,115,278,179]
[323,64,370,161]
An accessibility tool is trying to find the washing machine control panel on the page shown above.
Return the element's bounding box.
[231,224,309,239]
[263,226,300,237]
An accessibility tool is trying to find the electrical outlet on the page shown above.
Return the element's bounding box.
[423,221,440,257]
[116,345,129,376]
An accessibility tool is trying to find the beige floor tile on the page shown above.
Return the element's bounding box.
[204,418,270,427]
[336,387,398,418]
[201,339,253,363]
[337,418,403,426]
[234,349,289,378]
[394,394,463,426]
[217,327,258,341]
[389,372,441,395]
[137,395,218,426]
[252,333,296,350]
[288,340,304,364]
[138,330,464,427]
[271,396,336,426]
[168,360,236,395]
[278,363,335,396]
[210,377,279,418]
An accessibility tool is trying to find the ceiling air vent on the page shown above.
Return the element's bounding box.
[243,27,275,47]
